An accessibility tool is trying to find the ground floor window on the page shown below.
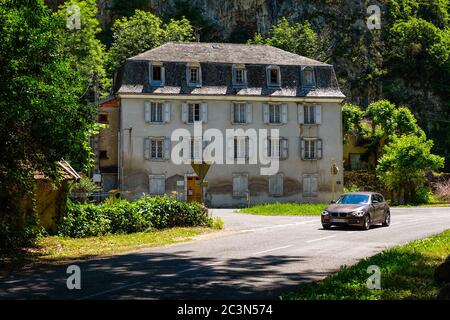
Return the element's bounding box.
[233,173,248,198]
[149,175,165,195]
[303,174,318,197]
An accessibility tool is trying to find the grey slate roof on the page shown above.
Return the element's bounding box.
[117,42,345,99]
[130,42,329,66]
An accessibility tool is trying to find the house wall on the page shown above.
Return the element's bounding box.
[119,96,343,206]
[98,105,119,190]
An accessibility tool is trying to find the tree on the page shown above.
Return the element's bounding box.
[54,0,108,96]
[107,10,195,75]
[248,17,326,61]
[0,0,97,244]
[377,133,444,204]
[342,103,364,143]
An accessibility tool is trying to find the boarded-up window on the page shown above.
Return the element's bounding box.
[233,174,248,197]
[149,175,165,195]
[269,173,284,196]
[303,174,318,197]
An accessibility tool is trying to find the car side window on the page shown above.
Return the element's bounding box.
[378,195,385,203]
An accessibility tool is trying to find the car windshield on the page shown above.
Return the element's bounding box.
[337,194,370,204]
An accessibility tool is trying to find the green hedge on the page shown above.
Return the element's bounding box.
[57,195,212,238]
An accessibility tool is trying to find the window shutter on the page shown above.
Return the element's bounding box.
[298,104,304,124]
[181,103,188,123]
[311,175,318,195]
[201,102,208,123]
[164,138,171,160]
[161,66,165,85]
[144,138,150,160]
[246,103,252,123]
[269,175,275,195]
[281,104,288,123]
[315,105,322,124]
[233,175,244,197]
[248,136,255,161]
[149,175,165,195]
[270,174,283,196]
[163,102,171,122]
[144,102,151,123]
[316,139,323,159]
[263,104,269,124]
[300,138,305,160]
[243,69,248,84]
[281,138,288,160]
[230,103,235,123]
[277,174,284,196]
[303,175,311,196]
[263,136,269,159]
[226,136,235,162]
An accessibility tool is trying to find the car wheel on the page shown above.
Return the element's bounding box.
[382,211,391,227]
[322,224,331,230]
[362,215,371,231]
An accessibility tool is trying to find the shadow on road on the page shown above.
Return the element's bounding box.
[0,250,331,300]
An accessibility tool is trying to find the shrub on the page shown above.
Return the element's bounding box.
[57,201,111,238]
[434,180,450,202]
[0,216,46,253]
[57,196,213,238]
[413,186,434,204]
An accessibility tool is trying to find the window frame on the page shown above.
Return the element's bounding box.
[187,64,202,87]
[188,103,201,123]
[149,62,165,87]
[302,66,316,88]
[269,104,282,124]
[301,138,323,160]
[150,138,165,160]
[232,65,247,87]
[266,65,281,87]
[232,103,247,124]
[304,105,316,125]
[98,113,108,124]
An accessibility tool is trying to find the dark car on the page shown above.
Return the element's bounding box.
[321,192,390,230]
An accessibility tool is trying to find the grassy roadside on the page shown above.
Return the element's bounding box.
[0,227,216,273]
[283,229,450,300]
[239,203,327,216]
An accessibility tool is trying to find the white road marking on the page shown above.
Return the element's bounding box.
[239,220,316,233]
[79,282,141,300]
[254,245,293,255]
[306,235,337,243]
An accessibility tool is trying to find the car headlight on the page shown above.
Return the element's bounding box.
[351,210,365,217]
[321,210,329,216]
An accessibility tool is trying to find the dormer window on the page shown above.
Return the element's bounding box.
[302,66,315,87]
[187,63,202,87]
[232,64,247,87]
[266,65,281,87]
[149,62,165,87]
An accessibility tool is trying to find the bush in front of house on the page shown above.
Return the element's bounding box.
[57,195,212,238]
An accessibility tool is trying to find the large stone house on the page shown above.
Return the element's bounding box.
[110,42,345,206]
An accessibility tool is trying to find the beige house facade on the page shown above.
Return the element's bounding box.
[115,42,345,207]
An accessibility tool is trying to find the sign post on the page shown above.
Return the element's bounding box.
[191,161,212,204]
[330,159,339,202]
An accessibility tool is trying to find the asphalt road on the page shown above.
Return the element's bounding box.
[0,207,449,300]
